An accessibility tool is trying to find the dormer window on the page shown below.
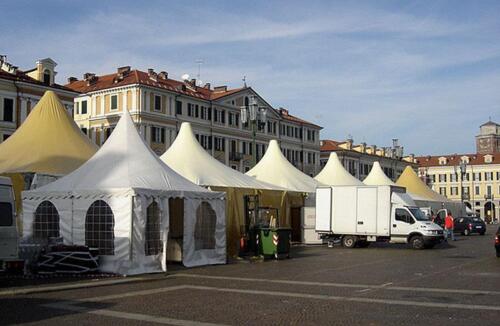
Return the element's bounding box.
[438,157,448,165]
[484,154,493,163]
[460,155,470,164]
[43,69,51,84]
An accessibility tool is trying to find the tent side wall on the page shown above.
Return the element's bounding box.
[22,194,134,274]
[182,197,226,267]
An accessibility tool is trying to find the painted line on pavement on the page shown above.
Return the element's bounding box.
[78,285,188,302]
[42,301,227,326]
[171,273,500,296]
[0,276,149,296]
[185,285,500,312]
[45,284,500,314]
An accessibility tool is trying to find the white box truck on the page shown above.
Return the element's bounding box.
[0,176,23,272]
[315,185,444,249]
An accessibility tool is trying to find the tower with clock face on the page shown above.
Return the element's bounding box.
[475,120,499,154]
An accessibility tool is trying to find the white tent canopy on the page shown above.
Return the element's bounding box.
[22,111,226,274]
[160,122,283,190]
[362,161,395,186]
[246,140,319,193]
[315,152,364,186]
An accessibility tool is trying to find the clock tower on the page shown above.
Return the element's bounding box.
[475,119,499,154]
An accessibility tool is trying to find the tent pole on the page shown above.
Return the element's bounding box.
[129,195,134,261]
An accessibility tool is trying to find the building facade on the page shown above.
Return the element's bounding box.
[0,56,78,142]
[320,138,417,181]
[66,66,322,175]
[417,120,500,221]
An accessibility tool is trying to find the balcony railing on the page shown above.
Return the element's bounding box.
[229,152,244,161]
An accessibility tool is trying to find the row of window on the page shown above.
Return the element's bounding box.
[77,96,318,139]
[432,171,500,183]
[438,185,500,197]
[32,199,217,256]
[281,148,318,165]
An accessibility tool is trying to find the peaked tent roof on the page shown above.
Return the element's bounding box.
[246,140,319,193]
[0,91,98,175]
[363,162,427,201]
[160,123,283,190]
[35,110,211,195]
[315,152,364,186]
[363,162,396,186]
[396,166,449,202]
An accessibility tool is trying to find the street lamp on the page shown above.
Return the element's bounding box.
[241,95,267,167]
[454,161,467,210]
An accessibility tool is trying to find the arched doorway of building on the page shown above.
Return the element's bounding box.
[484,201,496,224]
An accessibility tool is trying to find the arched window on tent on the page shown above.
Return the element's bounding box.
[43,69,51,84]
[85,200,114,255]
[33,201,60,240]
[145,201,162,256]
[194,201,217,250]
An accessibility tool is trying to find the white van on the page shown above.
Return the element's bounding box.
[316,185,444,249]
[0,176,22,271]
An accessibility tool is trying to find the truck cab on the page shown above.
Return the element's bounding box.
[390,206,444,249]
[0,176,21,271]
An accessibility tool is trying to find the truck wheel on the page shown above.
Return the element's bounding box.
[410,235,425,250]
[342,236,357,248]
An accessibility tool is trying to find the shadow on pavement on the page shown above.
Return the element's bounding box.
[0,297,114,325]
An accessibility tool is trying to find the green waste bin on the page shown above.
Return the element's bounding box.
[257,227,291,259]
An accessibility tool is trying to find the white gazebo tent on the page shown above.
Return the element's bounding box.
[315,152,364,186]
[246,140,319,242]
[247,140,319,193]
[362,161,420,205]
[22,111,225,274]
[161,122,287,255]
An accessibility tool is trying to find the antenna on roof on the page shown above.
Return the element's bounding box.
[195,59,203,81]
[242,75,247,87]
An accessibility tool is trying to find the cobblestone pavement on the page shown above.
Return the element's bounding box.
[1,225,499,325]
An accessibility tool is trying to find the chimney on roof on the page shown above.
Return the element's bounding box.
[345,137,353,150]
[67,77,78,84]
[279,107,289,116]
[117,66,131,75]
[148,68,155,75]
[83,73,96,81]
[158,71,168,80]
[360,142,366,153]
[190,78,197,87]
[214,85,227,92]
[204,83,211,90]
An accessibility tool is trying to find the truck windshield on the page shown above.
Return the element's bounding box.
[409,207,430,221]
[0,202,13,226]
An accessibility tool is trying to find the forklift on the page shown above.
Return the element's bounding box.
[241,195,291,259]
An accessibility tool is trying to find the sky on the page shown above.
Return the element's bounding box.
[1,0,499,155]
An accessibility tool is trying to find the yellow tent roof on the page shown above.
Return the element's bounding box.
[0,91,98,175]
[396,166,449,202]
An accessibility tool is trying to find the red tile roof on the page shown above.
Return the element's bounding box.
[416,153,500,167]
[65,69,243,101]
[274,108,321,128]
[0,70,77,93]
[65,68,322,128]
[320,139,346,151]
